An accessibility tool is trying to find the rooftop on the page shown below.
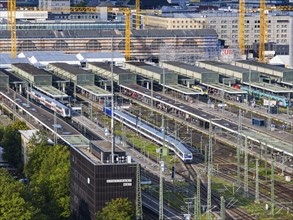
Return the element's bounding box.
[199,60,257,73]
[236,60,293,73]
[50,63,92,75]
[12,63,51,76]
[164,61,218,74]
[89,62,133,75]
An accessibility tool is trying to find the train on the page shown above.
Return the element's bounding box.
[104,107,193,163]
[28,88,72,118]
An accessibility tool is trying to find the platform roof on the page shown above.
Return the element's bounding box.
[161,61,219,84]
[243,130,293,156]
[236,60,290,72]
[203,83,247,94]
[77,85,111,97]
[50,63,89,75]
[87,63,136,85]
[125,62,177,85]
[89,62,133,75]
[164,84,203,95]
[242,82,293,93]
[12,63,50,76]
[0,69,25,83]
[34,85,68,98]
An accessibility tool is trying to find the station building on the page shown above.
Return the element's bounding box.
[0,29,219,60]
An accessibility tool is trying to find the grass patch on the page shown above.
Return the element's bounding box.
[211,177,293,219]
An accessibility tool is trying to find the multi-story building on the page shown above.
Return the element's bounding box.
[142,11,292,51]
[206,12,292,50]
[70,141,137,220]
[39,0,70,11]
[143,14,206,30]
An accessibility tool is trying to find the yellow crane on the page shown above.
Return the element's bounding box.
[136,0,140,30]
[238,0,245,55]
[7,2,140,60]
[239,1,293,62]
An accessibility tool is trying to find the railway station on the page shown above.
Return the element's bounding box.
[10,63,68,98]
[48,63,111,102]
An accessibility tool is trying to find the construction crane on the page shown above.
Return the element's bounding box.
[136,0,140,30]
[239,2,293,62]
[238,0,245,55]
[7,3,135,60]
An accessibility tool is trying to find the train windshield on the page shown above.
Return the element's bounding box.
[185,154,193,159]
[65,108,70,116]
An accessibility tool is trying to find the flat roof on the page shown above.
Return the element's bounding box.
[203,83,247,94]
[242,82,293,93]
[243,130,293,156]
[34,85,68,98]
[12,63,50,76]
[77,85,111,97]
[50,63,91,75]
[61,134,90,147]
[0,70,8,76]
[164,84,203,95]
[199,60,254,73]
[0,69,26,83]
[77,146,101,164]
[128,62,176,75]
[281,81,293,86]
[163,61,218,74]
[236,60,292,73]
[89,63,133,75]
[91,140,124,153]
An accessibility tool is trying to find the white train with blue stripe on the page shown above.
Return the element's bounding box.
[28,88,71,118]
[104,108,193,163]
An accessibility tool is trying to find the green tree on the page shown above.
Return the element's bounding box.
[96,198,134,220]
[25,144,70,219]
[1,120,28,169]
[0,169,34,220]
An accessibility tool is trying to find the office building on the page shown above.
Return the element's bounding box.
[70,141,137,220]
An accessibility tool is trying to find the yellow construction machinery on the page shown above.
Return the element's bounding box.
[239,2,293,62]
[7,1,141,60]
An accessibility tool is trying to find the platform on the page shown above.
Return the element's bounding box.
[203,83,247,94]
[243,82,293,93]
[35,85,68,98]
[77,85,111,97]
[164,84,203,95]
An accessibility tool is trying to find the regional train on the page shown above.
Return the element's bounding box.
[28,88,71,118]
[104,108,193,163]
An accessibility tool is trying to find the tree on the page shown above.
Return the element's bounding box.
[1,120,28,169]
[96,198,134,220]
[0,169,34,220]
[25,144,70,219]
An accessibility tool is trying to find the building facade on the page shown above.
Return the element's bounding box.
[143,14,206,30]
[39,0,70,11]
[0,29,219,60]
[142,12,292,50]
[70,146,137,220]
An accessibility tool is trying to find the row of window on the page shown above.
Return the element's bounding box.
[172,20,204,24]
[172,25,203,28]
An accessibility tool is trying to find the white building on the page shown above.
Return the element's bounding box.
[39,0,70,11]
[76,52,125,66]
